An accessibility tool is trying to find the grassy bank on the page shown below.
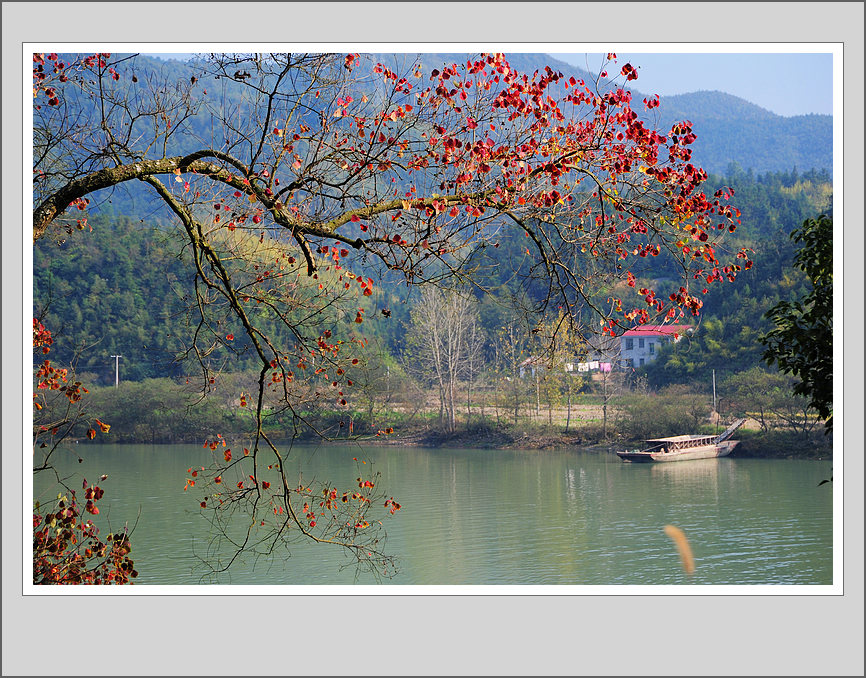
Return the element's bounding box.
[331,415,832,460]
[64,378,831,460]
[730,429,833,460]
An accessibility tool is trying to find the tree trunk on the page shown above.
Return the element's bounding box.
[565,382,572,433]
[603,401,608,440]
[535,370,540,418]
[447,378,456,433]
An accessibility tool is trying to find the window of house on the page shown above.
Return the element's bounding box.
[626,358,634,367]
[639,358,645,366]
[625,338,634,350]
[649,342,655,354]
[638,338,645,349]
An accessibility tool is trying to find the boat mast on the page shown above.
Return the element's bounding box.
[712,369,718,434]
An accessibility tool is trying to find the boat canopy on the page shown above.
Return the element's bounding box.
[645,434,717,444]
[646,420,746,447]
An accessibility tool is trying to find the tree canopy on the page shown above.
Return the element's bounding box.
[762,215,833,431]
[33,51,751,577]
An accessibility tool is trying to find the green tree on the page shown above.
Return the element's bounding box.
[723,367,822,436]
[762,215,833,432]
[616,392,707,442]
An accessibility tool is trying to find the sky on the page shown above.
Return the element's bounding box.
[145,50,834,118]
[554,52,833,117]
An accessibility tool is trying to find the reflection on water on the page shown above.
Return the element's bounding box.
[33,444,833,586]
[649,457,728,482]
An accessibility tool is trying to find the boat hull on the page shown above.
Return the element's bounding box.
[617,440,739,463]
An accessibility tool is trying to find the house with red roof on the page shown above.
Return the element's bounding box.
[519,324,693,378]
[619,325,692,368]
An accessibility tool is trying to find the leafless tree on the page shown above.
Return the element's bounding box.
[403,287,483,433]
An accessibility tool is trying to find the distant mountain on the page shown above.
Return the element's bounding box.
[342,52,833,176]
[45,52,832,214]
[530,54,832,176]
[653,89,779,122]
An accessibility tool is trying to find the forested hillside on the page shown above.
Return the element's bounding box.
[34,168,831,390]
[58,52,831,226]
[33,50,833,452]
[34,214,408,385]
[34,51,833,393]
[34,216,189,382]
[370,53,833,176]
[643,167,832,389]
[537,54,833,176]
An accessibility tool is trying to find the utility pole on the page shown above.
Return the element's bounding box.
[110,355,122,388]
[712,369,718,433]
[712,369,716,412]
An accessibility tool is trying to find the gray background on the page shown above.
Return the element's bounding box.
[4,2,863,676]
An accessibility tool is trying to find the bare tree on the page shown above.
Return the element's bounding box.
[463,314,485,427]
[491,319,530,426]
[598,367,624,441]
[404,287,482,433]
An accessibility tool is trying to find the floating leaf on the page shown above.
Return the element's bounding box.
[664,525,695,575]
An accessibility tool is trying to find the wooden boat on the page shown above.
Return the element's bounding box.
[617,418,747,463]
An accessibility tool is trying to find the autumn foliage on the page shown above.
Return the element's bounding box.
[33,479,137,585]
[33,319,134,584]
[32,51,749,577]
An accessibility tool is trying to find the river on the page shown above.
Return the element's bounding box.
[33,443,833,586]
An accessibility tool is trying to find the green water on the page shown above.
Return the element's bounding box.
[33,444,833,585]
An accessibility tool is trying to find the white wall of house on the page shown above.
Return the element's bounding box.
[518,328,687,376]
[619,334,676,367]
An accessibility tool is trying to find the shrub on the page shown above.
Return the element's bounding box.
[616,393,712,442]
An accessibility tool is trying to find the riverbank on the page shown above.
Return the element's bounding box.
[731,429,832,460]
[69,378,831,460]
[334,421,832,460]
[362,425,594,450]
[70,412,832,459]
